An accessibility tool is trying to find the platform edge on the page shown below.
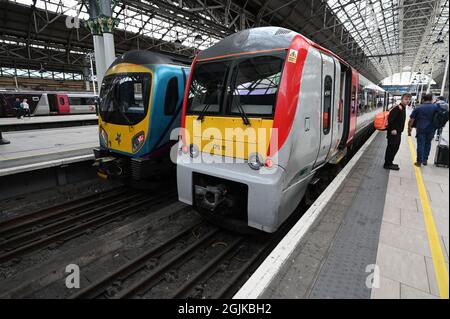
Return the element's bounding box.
[233,130,380,299]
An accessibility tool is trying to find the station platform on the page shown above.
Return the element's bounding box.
[0,114,98,132]
[0,126,98,176]
[235,125,449,299]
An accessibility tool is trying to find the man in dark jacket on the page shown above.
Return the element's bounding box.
[384,93,411,170]
[13,97,22,118]
[408,94,438,167]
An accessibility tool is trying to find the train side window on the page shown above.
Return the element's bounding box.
[357,85,363,116]
[59,97,65,105]
[351,86,356,113]
[164,77,179,116]
[323,75,332,135]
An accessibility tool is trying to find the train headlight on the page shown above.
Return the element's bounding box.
[100,127,108,147]
[265,157,274,169]
[248,153,263,170]
[132,131,145,153]
[189,144,199,158]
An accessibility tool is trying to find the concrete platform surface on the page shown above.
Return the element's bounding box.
[0,114,98,127]
[0,126,98,176]
[235,124,449,299]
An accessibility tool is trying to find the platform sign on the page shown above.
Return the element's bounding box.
[381,85,413,94]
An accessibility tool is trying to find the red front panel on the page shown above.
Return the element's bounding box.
[181,59,197,145]
[57,94,70,114]
[268,35,310,157]
[346,69,359,146]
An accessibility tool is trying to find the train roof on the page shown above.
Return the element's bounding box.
[197,27,295,60]
[110,50,191,68]
[195,27,380,83]
[359,74,385,92]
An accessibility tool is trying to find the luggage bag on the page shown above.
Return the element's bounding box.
[435,134,449,168]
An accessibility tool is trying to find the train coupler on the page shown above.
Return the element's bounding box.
[93,156,127,179]
[194,184,235,211]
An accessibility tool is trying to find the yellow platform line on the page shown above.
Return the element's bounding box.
[407,136,449,299]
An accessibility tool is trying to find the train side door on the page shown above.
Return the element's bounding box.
[56,94,70,114]
[314,52,336,167]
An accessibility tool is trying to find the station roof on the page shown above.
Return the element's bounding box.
[0,0,448,87]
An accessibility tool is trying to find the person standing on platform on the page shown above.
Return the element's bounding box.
[14,97,22,118]
[13,97,21,111]
[434,96,449,141]
[21,98,30,117]
[384,93,411,170]
[408,94,438,167]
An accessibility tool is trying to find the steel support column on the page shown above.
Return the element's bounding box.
[441,54,449,97]
[99,0,116,69]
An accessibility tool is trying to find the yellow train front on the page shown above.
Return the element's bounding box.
[93,50,190,182]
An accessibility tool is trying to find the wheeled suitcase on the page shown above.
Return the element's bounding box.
[434,135,449,167]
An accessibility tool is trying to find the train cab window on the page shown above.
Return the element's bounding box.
[186,61,229,114]
[323,75,333,135]
[99,73,151,125]
[228,55,284,117]
[164,77,179,116]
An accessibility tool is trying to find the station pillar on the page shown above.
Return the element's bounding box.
[87,0,106,90]
[92,35,106,87]
[83,66,91,92]
[98,0,117,70]
[441,54,449,97]
[86,0,118,91]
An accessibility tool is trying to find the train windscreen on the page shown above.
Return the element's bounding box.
[99,73,151,125]
[187,51,286,119]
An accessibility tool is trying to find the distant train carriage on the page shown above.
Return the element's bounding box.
[93,50,190,181]
[0,90,96,117]
[176,27,390,233]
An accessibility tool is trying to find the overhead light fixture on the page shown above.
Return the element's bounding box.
[194,34,203,43]
[174,39,182,49]
[174,32,182,49]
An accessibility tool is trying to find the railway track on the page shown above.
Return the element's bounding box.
[69,208,297,299]
[0,188,177,264]
[0,187,123,231]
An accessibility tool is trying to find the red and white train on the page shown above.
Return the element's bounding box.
[0,90,97,117]
[176,27,390,233]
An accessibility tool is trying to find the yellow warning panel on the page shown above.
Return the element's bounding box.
[287,49,298,63]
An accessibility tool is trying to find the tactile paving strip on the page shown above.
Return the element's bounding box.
[308,133,389,298]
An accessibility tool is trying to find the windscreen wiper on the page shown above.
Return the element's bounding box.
[196,103,211,122]
[117,105,133,126]
[101,79,117,122]
[229,66,251,126]
[233,94,251,126]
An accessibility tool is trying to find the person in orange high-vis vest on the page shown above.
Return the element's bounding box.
[384,93,412,170]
